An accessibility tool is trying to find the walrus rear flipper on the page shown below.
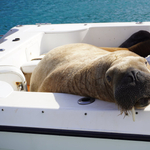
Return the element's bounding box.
[119,30,150,48]
[128,39,150,57]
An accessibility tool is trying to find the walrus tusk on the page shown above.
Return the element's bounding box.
[131,107,135,121]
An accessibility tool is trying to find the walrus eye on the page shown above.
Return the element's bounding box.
[106,75,111,83]
[145,61,148,66]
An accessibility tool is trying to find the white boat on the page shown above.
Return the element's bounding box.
[1,22,150,150]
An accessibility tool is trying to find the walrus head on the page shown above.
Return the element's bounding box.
[105,51,150,113]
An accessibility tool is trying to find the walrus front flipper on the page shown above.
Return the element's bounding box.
[119,30,150,48]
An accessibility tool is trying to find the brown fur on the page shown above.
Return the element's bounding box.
[100,47,128,52]
[102,39,150,57]
[30,43,112,101]
[129,39,150,57]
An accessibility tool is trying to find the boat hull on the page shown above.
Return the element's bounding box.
[1,129,150,150]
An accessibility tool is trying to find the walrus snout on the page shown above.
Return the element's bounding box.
[115,69,150,111]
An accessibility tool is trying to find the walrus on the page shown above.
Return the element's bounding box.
[119,30,150,57]
[119,30,150,48]
[128,39,150,57]
[30,43,150,116]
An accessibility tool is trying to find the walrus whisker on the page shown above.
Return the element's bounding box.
[118,111,129,119]
[118,107,135,121]
[118,109,127,116]
[117,106,132,119]
[118,111,123,116]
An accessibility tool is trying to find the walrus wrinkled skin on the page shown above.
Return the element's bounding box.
[30,43,150,113]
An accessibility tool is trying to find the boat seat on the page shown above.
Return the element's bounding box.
[21,54,45,74]
[21,60,41,74]
[21,59,44,90]
[21,60,41,86]
[0,65,27,91]
[20,55,45,89]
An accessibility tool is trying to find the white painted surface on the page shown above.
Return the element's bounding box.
[0,81,13,98]
[0,65,26,91]
[0,91,150,135]
[0,132,150,150]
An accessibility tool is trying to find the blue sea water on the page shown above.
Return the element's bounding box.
[1,0,150,35]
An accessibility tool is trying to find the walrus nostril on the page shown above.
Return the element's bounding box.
[126,75,134,83]
[125,70,139,83]
[121,71,139,84]
[123,73,135,84]
[133,71,140,80]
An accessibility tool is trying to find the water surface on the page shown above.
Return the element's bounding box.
[1,0,150,35]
